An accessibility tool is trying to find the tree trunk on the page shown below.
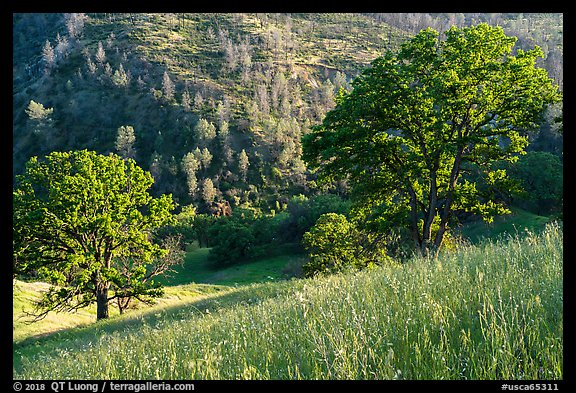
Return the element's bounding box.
[432,144,464,254]
[434,222,447,253]
[96,287,109,320]
[117,296,131,315]
[408,188,422,250]
[421,173,439,257]
[95,248,113,320]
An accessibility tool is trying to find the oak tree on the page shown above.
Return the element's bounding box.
[13,150,178,320]
[302,24,560,256]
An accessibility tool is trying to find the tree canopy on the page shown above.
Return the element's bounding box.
[13,150,178,320]
[302,24,561,256]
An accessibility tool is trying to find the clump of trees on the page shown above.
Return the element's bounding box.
[155,193,351,269]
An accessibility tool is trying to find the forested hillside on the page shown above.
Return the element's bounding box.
[12,13,563,213]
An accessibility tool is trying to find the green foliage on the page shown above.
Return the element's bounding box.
[183,194,351,268]
[115,125,137,159]
[200,178,217,205]
[25,100,55,144]
[206,208,284,266]
[25,100,53,120]
[237,149,249,180]
[13,150,178,320]
[508,151,563,216]
[194,118,217,144]
[208,220,255,265]
[153,204,198,245]
[302,212,395,277]
[278,193,352,243]
[111,64,129,87]
[302,213,362,276]
[303,23,561,256]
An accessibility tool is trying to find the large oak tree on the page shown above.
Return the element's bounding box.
[13,150,179,320]
[302,24,561,256]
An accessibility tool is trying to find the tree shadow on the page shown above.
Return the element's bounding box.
[13,277,303,366]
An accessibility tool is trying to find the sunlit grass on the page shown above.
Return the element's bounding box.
[13,281,96,343]
[13,280,229,344]
[14,223,562,380]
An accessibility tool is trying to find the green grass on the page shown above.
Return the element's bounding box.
[13,222,562,380]
[456,207,552,244]
[13,244,305,343]
[158,244,306,286]
[13,281,97,343]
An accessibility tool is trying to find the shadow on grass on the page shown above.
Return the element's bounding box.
[13,277,304,373]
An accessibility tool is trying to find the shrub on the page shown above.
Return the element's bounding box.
[302,213,362,276]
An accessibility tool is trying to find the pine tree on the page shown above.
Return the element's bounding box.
[181,88,191,111]
[238,149,250,181]
[25,100,55,152]
[162,70,175,102]
[95,41,106,64]
[201,178,217,205]
[115,125,137,159]
[65,13,87,39]
[218,120,230,141]
[55,33,70,60]
[26,100,52,120]
[42,40,55,73]
[181,152,200,197]
[194,118,217,144]
[86,56,97,74]
[112,64,129,87]
[194,91,204,109]
[200,147,213,171]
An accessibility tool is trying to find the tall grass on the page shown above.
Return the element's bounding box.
[14,223,562,380]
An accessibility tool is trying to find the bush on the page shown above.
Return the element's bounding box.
[206,208,282,267]
[302,213,362,277]
[207,218,256,265]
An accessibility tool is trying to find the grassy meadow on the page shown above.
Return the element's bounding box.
[13,222,562,380]
[157,243,306,287]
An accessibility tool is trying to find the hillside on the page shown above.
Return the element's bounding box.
[12,13,409,211]
[12,13,563,212]
[13,223,563,379]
